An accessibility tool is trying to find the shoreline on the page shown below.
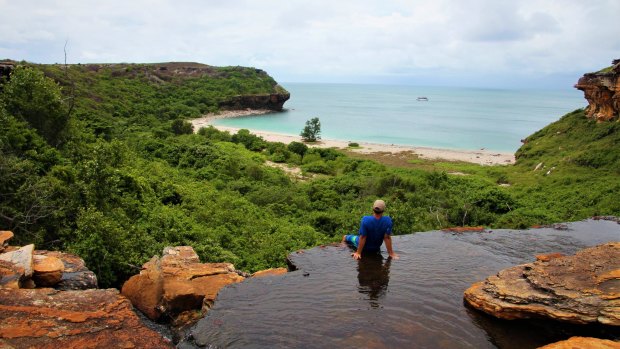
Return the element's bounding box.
[190,111,515,166]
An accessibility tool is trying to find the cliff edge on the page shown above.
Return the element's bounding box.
[575,59,620,122]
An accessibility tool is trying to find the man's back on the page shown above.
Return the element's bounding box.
[359,215,393,253]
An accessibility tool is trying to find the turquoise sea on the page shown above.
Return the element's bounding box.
[212,83,586,152]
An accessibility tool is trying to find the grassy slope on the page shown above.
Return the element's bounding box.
[392,109,620,226]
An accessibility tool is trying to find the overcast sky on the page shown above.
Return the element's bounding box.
[1,0,618,88]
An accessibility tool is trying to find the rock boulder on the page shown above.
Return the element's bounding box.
[122,246,245,322]
[32,254,65,287]
[464,242,620,326]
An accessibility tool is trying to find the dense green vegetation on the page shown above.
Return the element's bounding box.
[1,62,618,288]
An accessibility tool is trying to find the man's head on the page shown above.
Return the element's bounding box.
[373,199,386,214]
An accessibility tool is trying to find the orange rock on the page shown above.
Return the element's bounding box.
[189,273,245,308]
[252,267,288,278]
[535,252,565,262]
[0,260,22,289]
[465,242,620,326]
[0,231,13,251]
[538,336,620,349]
[32,255,65,287]
[122,246,245,323]
[160,265,244,314]
[0,288,172,348]
[161,246,200,264]
[575,59,620,122]
[161,261,235,280]
[121,256,164,320]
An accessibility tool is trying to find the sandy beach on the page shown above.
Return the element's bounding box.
[191,111,515,166]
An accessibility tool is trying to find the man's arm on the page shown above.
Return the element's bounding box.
[352,235,366,260]
[384,235,399,259]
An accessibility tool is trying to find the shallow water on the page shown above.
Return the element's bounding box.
[187,219,620,349]
[213,84,584,152]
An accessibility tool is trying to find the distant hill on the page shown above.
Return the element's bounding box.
[10,61,289,140]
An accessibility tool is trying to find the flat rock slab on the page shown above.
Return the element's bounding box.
[465,242,620,326]
[0,288,172,348]
[252,267,288,278]
[538,336,620,349]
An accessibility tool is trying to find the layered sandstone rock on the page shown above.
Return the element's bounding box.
[0,231,167,347]
[252,267,288,278]
[539,336,620,349]
[575,59,620,122]
[0,233,97,290]
[0,288,172,348]
[464,242,620,326]
[121,246,245,322]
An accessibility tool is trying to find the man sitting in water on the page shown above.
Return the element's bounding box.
[342,199,399,260]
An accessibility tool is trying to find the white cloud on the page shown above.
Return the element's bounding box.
[0,0,618,87]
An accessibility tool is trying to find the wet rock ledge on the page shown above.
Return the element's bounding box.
[464,242,620,326]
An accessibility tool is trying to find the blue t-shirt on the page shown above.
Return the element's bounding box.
[359,215,393,253]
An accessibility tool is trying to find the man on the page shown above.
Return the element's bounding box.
[342,199,399,260]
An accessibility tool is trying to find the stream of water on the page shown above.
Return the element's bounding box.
[184,219,620,349]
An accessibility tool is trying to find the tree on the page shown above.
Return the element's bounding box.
[171,119,194,135]
[300,117,321,142]
[288,141,308,157]
[1,66,69,147]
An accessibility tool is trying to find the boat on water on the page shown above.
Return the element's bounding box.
[416,96,429,101]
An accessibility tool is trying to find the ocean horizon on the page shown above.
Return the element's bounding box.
[212,83,586,153]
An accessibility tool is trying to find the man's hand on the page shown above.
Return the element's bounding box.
[388,252,400,260]
[352,252,362,260]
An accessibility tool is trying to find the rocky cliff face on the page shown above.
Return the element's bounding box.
[575,59,620,122]
[218,90,290,111]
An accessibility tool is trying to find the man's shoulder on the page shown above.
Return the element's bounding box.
[361,215,374,223]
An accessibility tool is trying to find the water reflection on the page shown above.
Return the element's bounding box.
[357,253,391,308]
[186,220,620,349]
